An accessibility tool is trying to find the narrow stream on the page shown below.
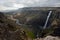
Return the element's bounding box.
[16,19,22,25]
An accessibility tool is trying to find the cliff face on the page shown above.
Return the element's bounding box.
[0,12,28,40]
[4,7,60,39]
[14,9,60,38]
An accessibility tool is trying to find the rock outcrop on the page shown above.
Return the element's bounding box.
[0,12,28,40]
[34,36,60,40]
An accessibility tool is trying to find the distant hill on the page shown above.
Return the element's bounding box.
[4,7,60,15]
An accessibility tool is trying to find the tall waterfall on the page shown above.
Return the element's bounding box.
[43,11,52,29]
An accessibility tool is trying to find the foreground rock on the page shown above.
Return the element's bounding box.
[44,36,60,40]
[34,36,60,40]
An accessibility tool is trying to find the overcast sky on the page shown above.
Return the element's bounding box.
[0,0,60,11]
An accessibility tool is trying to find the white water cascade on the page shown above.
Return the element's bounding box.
[43,11,52,29]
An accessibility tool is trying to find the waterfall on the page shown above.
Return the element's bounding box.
[43,11,52,29]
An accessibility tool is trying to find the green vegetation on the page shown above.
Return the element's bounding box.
[26,30,35,39]
[21,24,36,39]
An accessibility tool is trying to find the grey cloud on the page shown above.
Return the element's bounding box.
[15,0,60,7]
[0,0,60,7]
[41,0,60,7]
[0,0,60,11]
